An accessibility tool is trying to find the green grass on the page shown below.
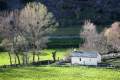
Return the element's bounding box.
[1,49,120,66]
[0,49,68,65]
[0,66,120,80]
[0,52,10,65]
[0,49,120,80]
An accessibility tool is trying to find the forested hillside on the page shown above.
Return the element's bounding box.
[0,0,120,27]
[0,0,120,48]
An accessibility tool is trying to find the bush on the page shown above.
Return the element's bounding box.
[0,46,6,52]
[47,38,84,48]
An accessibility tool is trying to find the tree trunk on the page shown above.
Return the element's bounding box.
[8,52,12,65]
[23,52,28,65]
[53,56,55,62]
[15,56,17,65]
[16,53,21,65]
[37,55,40,62]
[25,53,28,65]
[22,54,25,65]
[32,41,36,63]
[22,55,24,65]
[33,52,35,63]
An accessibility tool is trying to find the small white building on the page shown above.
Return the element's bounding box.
[71,51,101,66]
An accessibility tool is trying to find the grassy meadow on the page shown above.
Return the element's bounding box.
[0,49,68,65]
[0,66,120,80]
[0,49,120,80]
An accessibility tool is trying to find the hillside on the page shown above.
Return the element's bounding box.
[0,0,120,27]
[40,0,120,27]
[0,0,120,47]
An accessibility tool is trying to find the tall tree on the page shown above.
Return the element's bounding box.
[80,21,120,55]
[0,10,22,65]
[19,2,58,63]
[80,20,98,50]
[104,22,120,52]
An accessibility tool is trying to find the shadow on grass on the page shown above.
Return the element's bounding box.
[0,60,54,68]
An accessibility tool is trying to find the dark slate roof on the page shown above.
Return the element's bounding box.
[71,51,99,58]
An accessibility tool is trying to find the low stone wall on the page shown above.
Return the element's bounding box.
[102,53,120,59]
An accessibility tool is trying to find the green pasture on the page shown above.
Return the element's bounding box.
[0,49,120,80]
[0,49,68,65]
[0,66,120,80]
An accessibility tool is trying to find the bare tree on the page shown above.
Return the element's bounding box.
[19,2,58,63]
[1,39,13,65]
[80,21,120,55]
[0,11,14,65]
[94,30,114,54]
[14,35,29,65]
[80,20,98,50]
[0,10,22,65]
[104,22,120,53]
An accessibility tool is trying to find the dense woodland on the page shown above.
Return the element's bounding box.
[0,0,120,47]
[0,0,120,26]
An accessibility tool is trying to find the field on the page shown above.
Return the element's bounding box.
[0,49,120,80]
[0,49,68,65]
[0,66,120,80]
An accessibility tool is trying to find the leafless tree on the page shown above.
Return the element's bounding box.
[104,22,120,53]
[19,2,58,63]
[80,20,99,50]
[94,30,114,54]
[80,20,120,55]
[1,39,13,65]
[0,11,14,65]
[0,10,22,65]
